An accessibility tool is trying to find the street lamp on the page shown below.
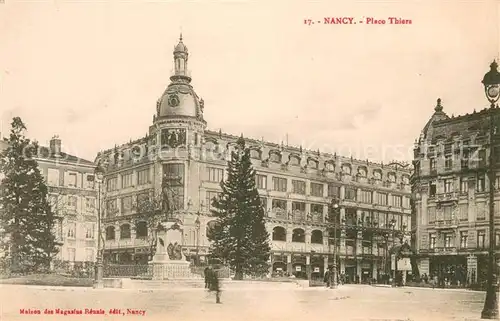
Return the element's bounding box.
[328,199,340,289]
[481,60,500,320]
[94,164,105,289]
[195,215,200,265]
[389,218,397,287]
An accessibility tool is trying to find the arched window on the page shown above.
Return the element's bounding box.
[388,172,397,182]
[358,166,367,177]
[311,230,323,244]
[373,169,382,180]
[342,164,352,175]
[105,226,115,240]
[308,158,319,169]
[292,228,305,243]
[206,220,218,240]
[324,161,335,171]
[135,221,148,238]
[250,149,261,160]
[272,226,286,241]
[120,224,131,239]
[269,151,281,163]
[289,155,300,166]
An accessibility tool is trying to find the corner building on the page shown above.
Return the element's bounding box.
[97,37,412,283]
[412,99,500,285]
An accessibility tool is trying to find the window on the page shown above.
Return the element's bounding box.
[292,180,306,194]
[430,158,436,171]
[445,155,452,170]
[477,174,486,192]
[444,233,453,248]
[324,161,335,171]
[49,194,59,214]
[461,150,469,169]
[292,202,305,212]
[310,182,324,197]
[260,197,267,210]
[390,195,402,207]
[67,196,77,209]
[460,232,468,248]
[271,199,287,211]
[496,175,500,190]
[402,196,410,208]
[269,152,281,163]
[206,167,224,183]
[105,226,115,240]
[376,192,387,205]
[460,179,468,193]
[311,203,323,214]
[120,224,131,239]
[359,190,372,203]
[137,168,150,185]
[67,173,77,187]
[429,182,436,197]
[479,150,486,167]
[478,231,486,248]
[85,197,95,213]
[206,191,222,210]
[255,174,267,190]
[68,248,76,262]
[121,171,134,188]
[106,199,118,217]
[85,174,95,189]
[163,164,185,211]
[328,184,340,198]
[85,249,94,262]
[444,179,453,193]
[250,149,261,159]
[345,188,356,201]
[429,234,436,249]
[121,196,133,214]
[67,222,76,238]
[107,177,118,191]
[47,168,60,186]
[85,224,95,239]
[136,221,148,238]
[272,177,287,192]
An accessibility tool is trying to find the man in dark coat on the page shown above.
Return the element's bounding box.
[204,266,212,289]
[324,269,331,287]
[208,266,221,303]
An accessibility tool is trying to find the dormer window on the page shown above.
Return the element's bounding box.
[342,164,352,175]
[308,158,319,169]
[388,172,396,183]
[373,170,382,180]
[289,155,300,166]
[269,151,281,163]
[250,149,261,160]
[324,161,335,172]
[357,167,367,177]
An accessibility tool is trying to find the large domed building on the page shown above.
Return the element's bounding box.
[97,36,412,283]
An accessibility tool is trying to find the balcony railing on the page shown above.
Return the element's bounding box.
[428,247,458,255]
[434,220,458,229]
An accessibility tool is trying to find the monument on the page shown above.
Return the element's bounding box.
[149,220,194,280]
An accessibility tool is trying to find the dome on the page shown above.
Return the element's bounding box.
[157,83,204,120]
[174,34,188,54]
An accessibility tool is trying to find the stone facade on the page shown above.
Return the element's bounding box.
[97,36,412,283]
[411,98,500,285]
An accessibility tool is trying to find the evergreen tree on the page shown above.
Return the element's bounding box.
[208,135,270,279]
[0,117,60,273]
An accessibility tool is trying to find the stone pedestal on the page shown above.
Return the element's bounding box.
[149,221,194,280]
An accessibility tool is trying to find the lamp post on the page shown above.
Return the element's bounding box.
[481,60,500,320]
[94,165,105,289]
[328,199,340,289]
[195,215,200,265]
[389,218,397,287]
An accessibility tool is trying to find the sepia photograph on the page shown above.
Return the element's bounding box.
[0,0,500,320]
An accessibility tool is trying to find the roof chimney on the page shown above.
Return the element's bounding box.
[50,135,62,157]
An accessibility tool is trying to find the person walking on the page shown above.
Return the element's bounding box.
[204,266,212,289]
[324,268,331,288]
[209,266,221,304]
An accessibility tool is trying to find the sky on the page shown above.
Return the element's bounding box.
[0,0,499,164]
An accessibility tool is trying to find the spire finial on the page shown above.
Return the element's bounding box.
[491,60,498,71]
[435,98,443,112]
[180,32,183,41]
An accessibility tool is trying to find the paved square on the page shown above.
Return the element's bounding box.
[0,283,491,321]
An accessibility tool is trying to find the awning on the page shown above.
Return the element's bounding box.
[389,242,415,259]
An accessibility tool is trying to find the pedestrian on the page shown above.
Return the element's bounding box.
[204,266,212,289]
[324,269,331,287]
[209,266,221,304]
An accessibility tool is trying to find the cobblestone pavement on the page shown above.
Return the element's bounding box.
[0,283,491,321]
